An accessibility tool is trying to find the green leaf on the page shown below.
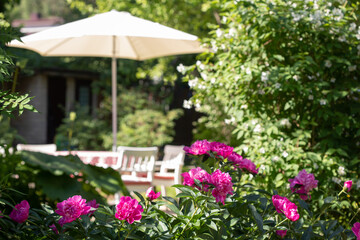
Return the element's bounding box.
[328,226,344,239]
[165,203,182,216]
[133,191,146,203]
[248,204,264,233]
[297,199,312,217]
[273,54,285,61]
[163,196,179,209]
[206,221,218,231]
[301,226,312,240]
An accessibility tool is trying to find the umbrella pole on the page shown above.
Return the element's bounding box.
[112,36,117,152]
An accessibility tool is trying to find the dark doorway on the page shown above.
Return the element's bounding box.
[47,76,66,143]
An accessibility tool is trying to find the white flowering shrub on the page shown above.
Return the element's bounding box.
[182,0,360,220]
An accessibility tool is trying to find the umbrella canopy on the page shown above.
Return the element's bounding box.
[8,9,203,151]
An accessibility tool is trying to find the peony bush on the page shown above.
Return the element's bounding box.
[0,140,359,239]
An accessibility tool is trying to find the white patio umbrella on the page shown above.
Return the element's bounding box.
[8,9,203,151]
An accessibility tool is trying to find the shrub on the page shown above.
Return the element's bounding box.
[0,140,358,239]
[181,0,360,208]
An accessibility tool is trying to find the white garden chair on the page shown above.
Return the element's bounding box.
[153,145,185,196]
[113,146,158,201]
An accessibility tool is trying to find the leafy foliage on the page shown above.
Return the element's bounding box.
[104,109,183,148]
[0,13,36,117]
[55,86,183,150]
[182,0,360,199]
[0,150,128,208]
[55,108,108,150]
[0,141,358,239]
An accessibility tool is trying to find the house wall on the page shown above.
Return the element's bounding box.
[11,69,98,145]
[12,74,48,144]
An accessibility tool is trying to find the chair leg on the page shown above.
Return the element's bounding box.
[160,185,167,196]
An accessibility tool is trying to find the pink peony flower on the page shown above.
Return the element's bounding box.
[289,169,318,200]
[146,187,161,201]
[182,167,211,191]
[228,152,259,174]
[9,200,30,223]
[58,217,66,227]
[272,195,299,221]
[352,222,360,240]
[115,196,143,224]
[209,141,234,158]
[208,169,234,205]
[55,195,91,225]
[276,229,287,238]
[344,180,352,192]
[49,224,59,234]
[183,140,211,155]
[86,199,99,215]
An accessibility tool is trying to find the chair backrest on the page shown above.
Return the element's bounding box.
[17,144,57,153]
[162,145,185,161]
[116,146,158,181]
[160,145,185,173]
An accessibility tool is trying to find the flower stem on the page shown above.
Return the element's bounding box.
[179,203,200,237]
[349,208,360,224]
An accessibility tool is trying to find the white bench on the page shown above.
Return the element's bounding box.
[153,145,185,196]
[16,144,57,153]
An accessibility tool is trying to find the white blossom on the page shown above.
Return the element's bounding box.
[211,40,218,52]
[310,10,322,23]
[259,148,266,154]
[332,177,341,184]
[320,99,327,105]
[258,89,265,95]
[293,75,300,81]
[216,28,223,38]
[314,163,319,169]
[254,124,262,133]
[261,71,269,82]
[332,8,344,21]
[338,35,346,42]
[224,116,236,125]
[349,23,357,31]
[246,67,251,75]
[349,65,357,72]
[200,72,207,80]
[196,60,205,70]
[282,151,289,158]
[337,166,346,176]
[229,28,237,37]
[243,146,249,153]
[325,60,332,68]
[330,78,336,83]
[275,83,281,89]
[176,64,185,74]
[272,156,279,162]
[188,78,198,88]
[210,78,216,84]
[280,119,291,128]
[292,12,303,22]
[309,95,314,100]
[183,100,192,109]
